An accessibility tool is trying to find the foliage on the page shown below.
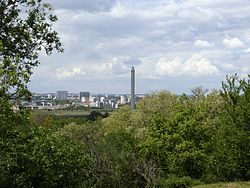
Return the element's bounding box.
[137,91,222,180]
[56,112,156,187]
[1,3,249,185]
[206,74,250,182]
[2,73,250,187]
[0,1,94,187]
[88,110,108,121]
[0,0,62,101]
[0,119,91,187]
[83,80,249,187]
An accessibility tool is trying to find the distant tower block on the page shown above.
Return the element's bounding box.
[80,91,90,102]
[120,95,127,104]
[56,91,68,101]
[131,66,135,110]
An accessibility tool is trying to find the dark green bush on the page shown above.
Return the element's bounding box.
[0,122,91,188]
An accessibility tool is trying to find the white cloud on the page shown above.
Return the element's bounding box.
[222,63,238,71]
[193,40,213,48]
[223,37,245,48]
[244,48,250,53]
[30,0,250,93]
[155,57,183,76]
[55,62,113,80]
[56,67,85,79]
[155,54,219,77]
[183,54,219,76]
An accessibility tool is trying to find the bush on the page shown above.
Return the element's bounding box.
[0,123,91,188]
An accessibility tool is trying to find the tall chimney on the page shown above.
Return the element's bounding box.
[131,66,135,110]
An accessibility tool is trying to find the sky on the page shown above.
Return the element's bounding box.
[29,0,250,94]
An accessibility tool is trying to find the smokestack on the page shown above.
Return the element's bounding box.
[131,66,135,110]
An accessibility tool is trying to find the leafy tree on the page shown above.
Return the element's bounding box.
[137,91,223,181]
[85,107,158,187]
[88,110,103,121]
[190,86,208,100]
[136,91,178,128]
[207,74,250,182]
[0,0,62,103]
[0,1,98,187]
[0,124,91,187]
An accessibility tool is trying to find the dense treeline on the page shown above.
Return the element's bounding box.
[1,74,249,187]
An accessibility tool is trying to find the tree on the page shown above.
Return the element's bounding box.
[0,123,91,187]
[0,0,63,103]
[137,91,223,182]
[0,1,93,187]
[190,86,208,100]
[207,74,250,181]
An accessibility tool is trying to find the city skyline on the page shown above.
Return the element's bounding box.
[29,0,250,94]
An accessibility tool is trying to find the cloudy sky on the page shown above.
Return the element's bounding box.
[29,0,250,94]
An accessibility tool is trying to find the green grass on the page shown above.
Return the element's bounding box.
[193,181,250,188]
[32,109,90,116]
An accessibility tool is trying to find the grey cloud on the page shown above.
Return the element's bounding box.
[30,0,250,93]
[110,57,141,76]
[123,57,142,65]
[48,0,115,12]
[112,61,130,75]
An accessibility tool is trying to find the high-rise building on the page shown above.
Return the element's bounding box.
[131,66,135,110]
[80,92,90,102]
[120,95,127,104]
[56,91,68,100]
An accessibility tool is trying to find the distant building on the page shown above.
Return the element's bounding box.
[100,96,105,103]
[47,94,53,99]
[56,91,68,100]
[90,96,96,102]
[120,95,127,104]
[80,91,90,102]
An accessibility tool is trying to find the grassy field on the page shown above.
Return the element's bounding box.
[31,109,110,120]
[32,109,90,116]
[193,181,250,188]
[32,108,111,116]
